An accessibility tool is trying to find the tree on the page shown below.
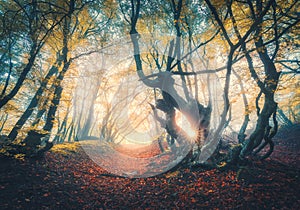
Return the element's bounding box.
[200,0,300,162]
[125,0,300,166]
[0,0,67,109]
[126,0,217,163]
[2,0,111,156]
[1,0,299,168]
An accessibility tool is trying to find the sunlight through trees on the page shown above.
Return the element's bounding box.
[0,0,299,169]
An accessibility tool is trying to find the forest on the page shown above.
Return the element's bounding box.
[0,0,299,209]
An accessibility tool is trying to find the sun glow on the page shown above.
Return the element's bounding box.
[175,110,198,139]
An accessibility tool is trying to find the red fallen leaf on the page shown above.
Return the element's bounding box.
[43,193,50,197]
[191,197,196,203]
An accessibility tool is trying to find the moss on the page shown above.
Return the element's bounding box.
[13,153,26,161]
[50,142,81,155]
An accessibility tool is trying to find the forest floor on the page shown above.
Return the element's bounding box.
[0,125,299,209]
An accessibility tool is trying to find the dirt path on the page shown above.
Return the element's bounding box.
[1,153,299,209]
[79,140,191,178]
[0,128,299,209]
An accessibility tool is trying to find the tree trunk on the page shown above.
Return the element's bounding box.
[43,62,71,134]
[240,29,281,159]
[8,59,61,140]
[277,108,293,126]
[79,82,99,139]
[128,0,212,165]
[23,11,72,154]
[0,43,39,109]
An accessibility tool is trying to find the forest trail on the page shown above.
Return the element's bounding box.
[271,124,300,167]
[0,126,299,209]
[78,139,189,178]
